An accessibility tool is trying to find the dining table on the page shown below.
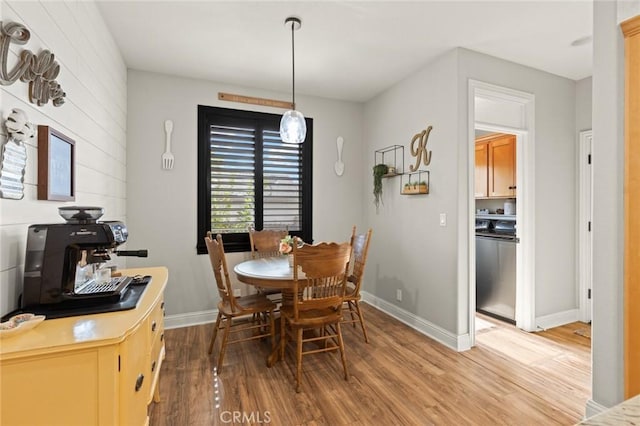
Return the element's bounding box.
[234,256,300,292]
[234,256,303,366]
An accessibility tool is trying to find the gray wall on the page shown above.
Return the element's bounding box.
[0,1,127,316]
[126,70,364,317]
[457,48,578,324]
[363,51,460,332]
[590,0,626,410]
[362,47,580,339]
[576,77,593,133]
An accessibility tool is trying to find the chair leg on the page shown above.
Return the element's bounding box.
[269,310,276,351]
[208,312,223,354]
[354,300,370,343]
[295,327,303,393]
[280,314,287,361]
[336,322,349,381]
[347,300,357,327]
[216,316,232,373]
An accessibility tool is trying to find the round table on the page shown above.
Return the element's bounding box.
[234,256,300,367]
[234,256,303,290]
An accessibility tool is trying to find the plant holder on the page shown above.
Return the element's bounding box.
[400,170,430,195]
[373,163,389,209]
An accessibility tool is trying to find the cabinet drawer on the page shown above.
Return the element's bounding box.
[147,298,165,347]
[147,328,165,403]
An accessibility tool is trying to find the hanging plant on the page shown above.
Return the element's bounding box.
[373,163,389,210]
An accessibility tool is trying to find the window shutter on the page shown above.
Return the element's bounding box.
[209,124,256,233]
[262,129,302,232]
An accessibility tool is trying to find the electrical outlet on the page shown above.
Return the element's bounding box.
[439,213,447,227]
[396,289,402,302]
[233,288,242,297]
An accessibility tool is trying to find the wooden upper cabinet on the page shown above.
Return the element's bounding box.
[475,133,516,199]
[475,142,489,197]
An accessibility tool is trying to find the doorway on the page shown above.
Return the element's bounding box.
[467,80,536,347]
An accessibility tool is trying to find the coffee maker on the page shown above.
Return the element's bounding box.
[22,206,148,311]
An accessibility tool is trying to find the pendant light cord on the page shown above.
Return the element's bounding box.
[291,20,296,109]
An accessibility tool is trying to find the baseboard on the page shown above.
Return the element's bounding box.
[535,308,579,331]
[165,296,473,351]
[584,399,609,419]
[361,291,470,351]
[164,309,217,329]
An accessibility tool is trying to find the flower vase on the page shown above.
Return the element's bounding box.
[288,254,294,268]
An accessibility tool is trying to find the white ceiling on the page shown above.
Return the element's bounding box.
[97,1,593,103]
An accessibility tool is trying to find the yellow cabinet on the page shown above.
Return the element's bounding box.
[0,267,168,426]
[475,133,516,198]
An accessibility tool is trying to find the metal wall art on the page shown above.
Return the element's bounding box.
[0,108,35,199]
[0,21,66,107]
[409,125,433,172]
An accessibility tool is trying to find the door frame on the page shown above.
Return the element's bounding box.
[578,130,593,323]
[467,80,536,347]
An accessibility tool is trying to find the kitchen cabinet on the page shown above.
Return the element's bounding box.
[0,267,167,426]
[475,133,516,198]
[475,142,489,197]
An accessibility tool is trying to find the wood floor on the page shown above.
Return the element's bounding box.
[149,305,590,425]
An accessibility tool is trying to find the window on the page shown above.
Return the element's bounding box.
[197,106,313,253]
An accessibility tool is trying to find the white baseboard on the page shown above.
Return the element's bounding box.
[584,399,609,419]
[164,309,217,329]
[535,308,580,331]
[361,291,470,351]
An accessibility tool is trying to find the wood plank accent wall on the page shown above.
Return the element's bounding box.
[622,14,640,399]
[0,1,128,317]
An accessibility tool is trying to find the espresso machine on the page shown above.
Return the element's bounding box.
[20,206,148,316]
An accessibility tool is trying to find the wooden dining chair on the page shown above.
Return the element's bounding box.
[280,238,351,392]
[205,232,276,373]
[248,227,288,259]
[342,227,373,343]
[248,227,288,301]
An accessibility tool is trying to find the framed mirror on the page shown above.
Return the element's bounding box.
[37,125,75,201]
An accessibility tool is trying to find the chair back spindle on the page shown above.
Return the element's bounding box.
[348,227,373,294]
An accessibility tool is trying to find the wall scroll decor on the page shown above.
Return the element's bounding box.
[0,21,66,107]
[409,125,433,172]
[0,108,35,199]
[218,92,293,109]
[37,125,75,201]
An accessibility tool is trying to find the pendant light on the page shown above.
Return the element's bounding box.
[280,16,306,144]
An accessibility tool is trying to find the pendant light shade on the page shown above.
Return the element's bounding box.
[280,16,306,144]
[280,109,306,144]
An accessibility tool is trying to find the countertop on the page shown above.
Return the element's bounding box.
[476,213,516,221]
[0,266,168,361]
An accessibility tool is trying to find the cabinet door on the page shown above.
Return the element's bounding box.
[119,322,150,426]
[475,142,489,197]
[489,135,516,197]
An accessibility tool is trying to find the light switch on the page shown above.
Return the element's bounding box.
[439,213,447,227]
